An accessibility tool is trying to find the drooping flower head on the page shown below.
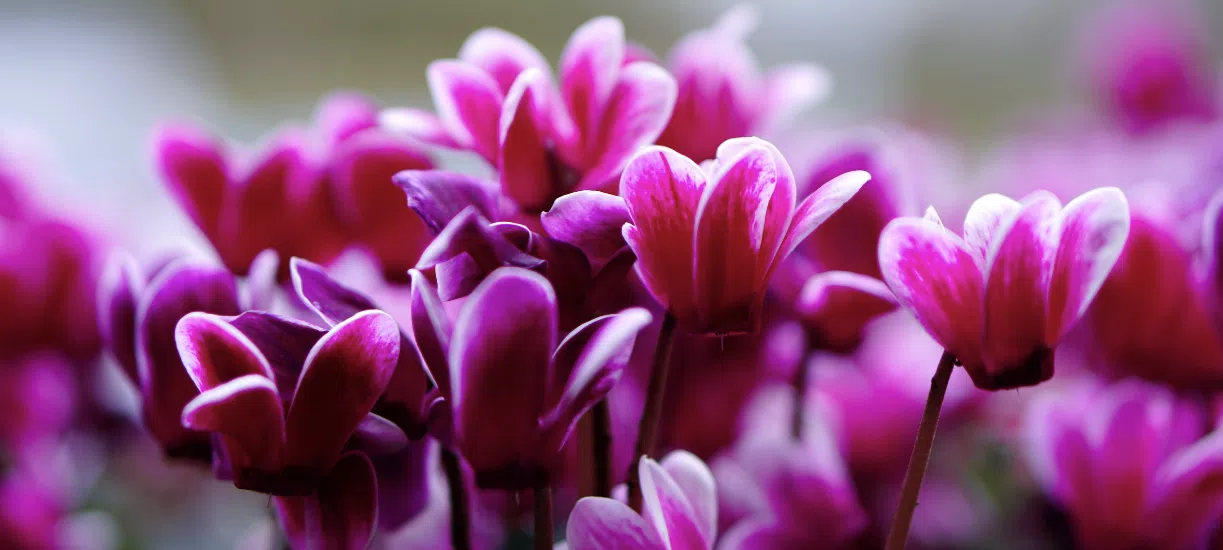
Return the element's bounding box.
[383,16,677,213]
[878,188,1131,389]
[620,137,868,335]
[565,451,717,550]
[655,5,830,162]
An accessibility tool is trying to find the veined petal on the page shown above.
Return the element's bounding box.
[981,191,1061,387]
[291,257,378,326]
[540,190,631,265]
[962,193,1022,263]
[225,311,327,399]
[498,69,556,211]
[659,451,717,546]
[283,311,400,473]
[566,497,663,550]
[773,170,871,273]
[640,456,707,549]
[449,268,557,487]
[714,138,797,285]
[427,59,504,164]
[1046,187,1130,343]
[378,108,462,149]
[877,218,985,371]
[181,374,284,474]
[153,122,228,239]
[97,251,143,384]
[393,170,501,234]
[560,16,626,143]
[579,62,678,192]
[458,27,551,95]
[176,312,274,392]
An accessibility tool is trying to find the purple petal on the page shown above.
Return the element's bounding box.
[498,69,556,211]
[313,452,379,550]
[371,439,434,531]
[560,16,626,142]
[181,374,285,475]
[640,455,707,549]
[409,269,452,399]
[176,312,274,392]
[393,170,501,234]
[290,257,378,326]
[1150,432,1223,548]
[416,207,543,274]
[313,91,379,148]
[225,311,327,398]
[565,497,663,550]
[796,271,898,353]
[379,108,463,149]
[450,268,557,486]
[660,451,717,545]
[714,138,798,285]
[427,60,504,164]
[540,190,631,265]
[962,193,1022,263]
[1045,187,1130,342]
[97,251,143,384]
[579,62,678,192]
[458,27,551,95]
[347,413,409,456]
[774,170,871,271]
[153,122,228,240]
[283,311,400,474]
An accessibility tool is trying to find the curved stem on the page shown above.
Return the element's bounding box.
[626,312,678,512]
[441,448,471,550]
[534,484,554,550]
[591,399,613,498]
[884,350,956,550]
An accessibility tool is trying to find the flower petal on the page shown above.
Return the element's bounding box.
[313,452,380,550]
[774,170,871,270]
[1150,432,1223,549]
[378,108,462,149]
[540,191,631,265]
[223,129,309,275]
[565,497,662,550]
[283,311,400,474]
[560,16,626,143]
[1045,187,1131,342]
[393,170,501,234]
[153,122,228,239]
[97,251,143,384]
[409,269,452,399]
[427,59,504,164]
[796,271,898,353]
[579,62,678,192]
[416,207,544,272]
[176,312,274,392]
[498,69,557,211]
[450,268,557,488]
[291,257,378,326]
[313,91,379,148]
[877,218,985,372]
[660,451,718,546]
[962,193,1023,263]
[181,374,284,475]
[640,455,707,549]
[347,413,409,456]
[225,311,327,398]
[458,27,551,95]
[981,192,1061,386]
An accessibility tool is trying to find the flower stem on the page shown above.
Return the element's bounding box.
[591,398,613,497]
[534,484,553,550]
[884,350,956,550]
[441,447,471,550]
[626,311,678,512]
[790,358,810,440]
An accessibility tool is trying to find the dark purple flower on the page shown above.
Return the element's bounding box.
[274,452,379,550]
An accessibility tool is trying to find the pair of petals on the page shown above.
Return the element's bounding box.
[566,452,716,550]
[620,137,869,334]
[878,188,1130,389]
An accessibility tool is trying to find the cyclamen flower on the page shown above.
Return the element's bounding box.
[565,451,716,550]
[877,188,1130,390]
[620,137,869,335]
[383,16,677,212]
[409,267,651,489]
[656,5,830,162]
[1024,378,1223,550]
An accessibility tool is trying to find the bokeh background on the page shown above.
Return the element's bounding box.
[1,0,1221,547]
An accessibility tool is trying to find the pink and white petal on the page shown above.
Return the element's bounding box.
[758,63,833,132]
[639,456,708,549]
[540,191,631,265]
[499,70,557,211]
[378,108,463,149]
[796,271,898,352]
[619,146,707,316]
[962,193,1022,264]
[449,268,557,477]
[427,60,505,163]
[1046,187,1131,343]
[409,269,452,398]
[313,91,379,148]
[774,170,871,270]
[578,63,678,192]
[1149,432,1223,548]
[565,497,663,550]
[290,257,378,326]
[458,27,551,95]
[659,451,717,545]
[283,311,400,472]
[393,170,502,234]
[176,312,274,392]
[347,413,409,456]
[153,122,229,238]
[181,374,285,472]
[313,452,379,550]
[714,138,797,283]
[981,192,1061,382]
[877,218,985,370]
[560,16,626,142]
[97,251,143,384]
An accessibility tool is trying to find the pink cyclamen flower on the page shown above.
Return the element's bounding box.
[1024,378,1223,550]
[565,451,717,550]
[620,137,869,335]
[656,5,830,162]
[174,309,401,495]
[877,188,1131,390]
[408,267,651,490]
[383,16,677,212]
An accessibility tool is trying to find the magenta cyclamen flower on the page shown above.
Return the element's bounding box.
[1024,379,1223,550]
[877,188,1130,390]
[565,451,716,550]
[409,267,651,489]
[383,16,677,212]
[620,137,869,335]
[656,5,829,162]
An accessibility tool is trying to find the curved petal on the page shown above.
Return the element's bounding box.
[640,456,707,549]
[153,122,228,239]
[560,16,626,142]
[877,218,985,373]
[713,138,797,284]
[176,312,274,392]
[1150,432,1223,549]
[409,269,452,399]
[313,91,379,148]
[458,26,551,94]
[283,311,400,473]
[498,69,557,211]
[962,193,1022,263]
[540,190,631,265]
[313,452,380,550]
[774,170,871,271]
[660,451,717,546]
[97,251,143,384]
[378,108,462,149]
[579,62,678,192]
[427,59,504,163]
[449,268,557,487]
[416,206,543,275]
[1046,187,1131,342]
[225,311,327,398]
[181,374,284,474]
[565,497,662,550]
[223,129,309,275]
[291,257,378,326]
[347,413,409,456]
[796,271,898,353]
[393,170,501,234]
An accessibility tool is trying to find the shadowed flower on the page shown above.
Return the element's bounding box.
[656,5,830,162]
[620,137,868,335]
[1024,378,1223,550]
[408,267,651,489]
[174,309,401,495]
[383,16,677,212]
[877,188,1130,390]
[274,452,381,550]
